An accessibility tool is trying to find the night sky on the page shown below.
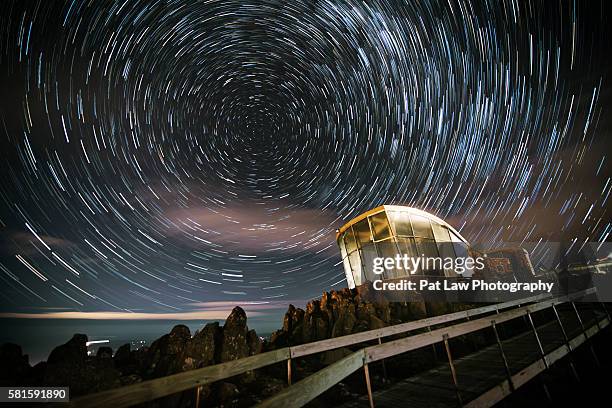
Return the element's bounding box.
[0,0,610,325]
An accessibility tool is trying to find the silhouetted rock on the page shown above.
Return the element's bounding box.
[0,343,30,386]
[47,334,87,365]
[113,343,132,370]
[96,346,113,359]
[44,334,120,396]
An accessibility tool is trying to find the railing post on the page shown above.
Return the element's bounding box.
[572,301,600,367]
[377,337,388,380]
[363,362,375,408]
[526,309,547,368]
[428,326,438,362]
[552,304,580,382]
[287,357,292,386]
[443,334,463,407]
[526,309,551,402]
[601,301,611,321]
[195,385,202,407]
[491,320,514,392]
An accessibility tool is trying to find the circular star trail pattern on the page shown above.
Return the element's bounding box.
[0,0,609,314]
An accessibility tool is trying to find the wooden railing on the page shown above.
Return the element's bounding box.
[257,287,603,408]
[66,289,594,407]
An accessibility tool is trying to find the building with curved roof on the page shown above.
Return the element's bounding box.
[336,205,471,288]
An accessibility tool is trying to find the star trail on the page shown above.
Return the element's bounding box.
[0,0,609,318]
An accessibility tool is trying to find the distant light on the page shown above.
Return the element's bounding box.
[86,340,110,346]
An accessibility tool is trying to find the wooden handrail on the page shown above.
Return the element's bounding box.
[67,289,589,407]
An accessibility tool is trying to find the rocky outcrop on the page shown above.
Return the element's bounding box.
[268,282,426,349]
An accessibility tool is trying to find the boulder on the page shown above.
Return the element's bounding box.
[331,310,356,337]
[146,325,191,377]
[220,307,249,362]
[247,330,262,355]
[185,322,222,368]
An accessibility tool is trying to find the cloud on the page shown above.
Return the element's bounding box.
[0,230,76,256]
[0,309,265,320]
[186,300,306,310]
[163,204,340,254]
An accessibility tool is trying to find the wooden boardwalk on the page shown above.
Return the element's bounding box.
[340,306,604,408]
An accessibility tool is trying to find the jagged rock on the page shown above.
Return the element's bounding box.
[185,322,222,369]
[283,304,305,339]
[146,325,191,377]
[221,307,249,362]
[269,329,289,348]
[247,330,262,355]
[0,343,30,386]
[47,334,87,365]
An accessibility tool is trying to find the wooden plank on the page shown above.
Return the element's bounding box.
[66,347,291,408]
[257,350,365,408]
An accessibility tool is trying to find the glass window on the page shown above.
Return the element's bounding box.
[353,219,372,248]
[432,222,452,242]
[360,243,379,282]
[415,238,441,275]
[348,250,363,286]
[375,240,403,278]
[397,237,419,274]
[343,227,357,254]
[449,230,468,258]
[388,211,413,236]
[369,212,391,241]
[410,214,434,238]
